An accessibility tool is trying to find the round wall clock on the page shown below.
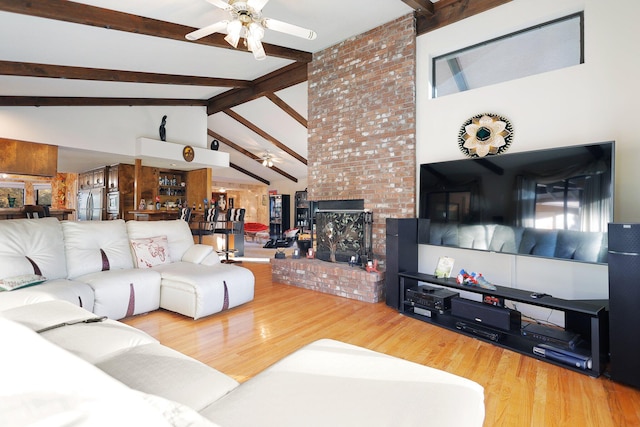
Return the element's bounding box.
[182,145,195,162]
[458,113,513,158]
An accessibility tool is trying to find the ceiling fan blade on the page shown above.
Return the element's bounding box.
[263,18,317,40]
[206,0,233,11]
[247,0,270,11]
[185,20,229,41]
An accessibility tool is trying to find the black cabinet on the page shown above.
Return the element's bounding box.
[269,194,290,239]
[294,190,310,232]
[398,272,608,377]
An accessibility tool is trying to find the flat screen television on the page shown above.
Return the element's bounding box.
[419,141,614,263]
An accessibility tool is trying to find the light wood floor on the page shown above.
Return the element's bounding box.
[123,262,640,426]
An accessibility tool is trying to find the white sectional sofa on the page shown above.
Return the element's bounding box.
[1,300,485,426]
[0,217,254,319]
[0,217,486,426]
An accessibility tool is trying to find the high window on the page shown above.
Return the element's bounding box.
[0,182,25,208]
[34,183,52,206]
[433,13,583,98]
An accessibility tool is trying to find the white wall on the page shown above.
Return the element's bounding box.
[415,0,640,301]
[0,105,208,156]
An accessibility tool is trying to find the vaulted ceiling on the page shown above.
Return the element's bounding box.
[0,0,510,186]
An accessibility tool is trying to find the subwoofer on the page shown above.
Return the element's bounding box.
[451,297,521,331]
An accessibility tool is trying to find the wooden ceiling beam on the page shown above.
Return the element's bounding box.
[223,109,307,166]
[401,0,435,17]
[0,97,208,107]
[208,130,297,183]
[0,0,312,63]
[229,163,270,185]
[414,0,513,35]
[266,93,308,128]
[209,130,261,161]
[0,60,251,88]
[207,62,308,114]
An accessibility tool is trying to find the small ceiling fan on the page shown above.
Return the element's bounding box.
[260,151,280,167]
[186,0,317,60]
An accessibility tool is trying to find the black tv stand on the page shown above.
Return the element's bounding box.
[398,272,608,377]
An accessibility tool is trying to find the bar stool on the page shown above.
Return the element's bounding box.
[24,205,49,219]
[214,208,245,263]
[192,207,217,244]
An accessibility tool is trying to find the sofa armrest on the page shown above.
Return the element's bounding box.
[200,251,222,266]
[182,244,214,264]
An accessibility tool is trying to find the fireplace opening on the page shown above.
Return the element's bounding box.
[314,200,372,264]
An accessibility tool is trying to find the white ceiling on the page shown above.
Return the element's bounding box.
[0,0,415,186]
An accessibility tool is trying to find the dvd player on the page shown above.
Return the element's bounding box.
[455,321,501,342]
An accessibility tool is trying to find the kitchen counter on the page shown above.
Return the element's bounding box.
[128,209,181,221]
[0,208,75,220]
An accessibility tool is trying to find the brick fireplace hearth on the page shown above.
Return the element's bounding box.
[272,257,385,303]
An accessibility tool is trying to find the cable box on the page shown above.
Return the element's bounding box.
[521,323,580,349]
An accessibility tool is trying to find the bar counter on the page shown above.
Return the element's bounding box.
[128,209,181,221]
[0,208,75,220]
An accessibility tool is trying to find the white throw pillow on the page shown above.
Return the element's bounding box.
[130,236,171,269]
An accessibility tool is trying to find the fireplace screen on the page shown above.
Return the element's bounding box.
[315,210,372,264]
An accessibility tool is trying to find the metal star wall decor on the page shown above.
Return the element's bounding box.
[458,113,513,158]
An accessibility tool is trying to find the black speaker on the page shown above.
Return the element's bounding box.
[385,218,422,309]
[451,297,521,331]
[608,223,640,389]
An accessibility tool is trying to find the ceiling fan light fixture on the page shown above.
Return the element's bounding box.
[261,151,274,167]
[248,22,264,40]
[224,19,243,48]
[250,41,266,60]
[247,23,266,60]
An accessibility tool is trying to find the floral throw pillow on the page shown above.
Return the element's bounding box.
[0,274,47,291]
[130,236,170,269]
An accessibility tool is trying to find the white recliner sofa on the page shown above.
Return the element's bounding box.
[0,217,254,319]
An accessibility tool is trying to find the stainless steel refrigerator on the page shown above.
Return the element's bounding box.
[77,188,104,221]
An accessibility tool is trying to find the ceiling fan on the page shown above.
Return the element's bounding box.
[186,0,317,60]
[260,151,280,167]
